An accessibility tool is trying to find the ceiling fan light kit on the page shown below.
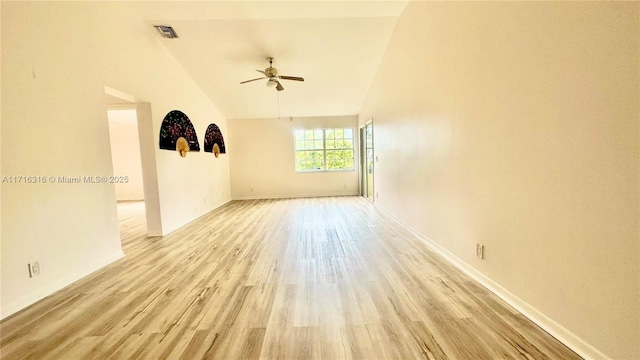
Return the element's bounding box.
[266,79,278,88]
[240,57,304,92]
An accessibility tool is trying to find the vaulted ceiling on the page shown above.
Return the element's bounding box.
[142,1,408,119]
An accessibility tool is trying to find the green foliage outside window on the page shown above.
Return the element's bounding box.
[294,128,354,171]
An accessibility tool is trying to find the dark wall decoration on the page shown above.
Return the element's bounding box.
[159,110,200,156]
[204,123,226,158]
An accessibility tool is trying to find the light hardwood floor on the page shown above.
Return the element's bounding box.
[0,197,581,359]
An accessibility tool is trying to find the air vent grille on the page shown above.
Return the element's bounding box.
[154,25,178,39]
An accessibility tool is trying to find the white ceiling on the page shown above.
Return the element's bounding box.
[142,1,407,119]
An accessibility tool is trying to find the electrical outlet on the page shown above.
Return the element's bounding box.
[476,244,484,259]
[28,261,40,277]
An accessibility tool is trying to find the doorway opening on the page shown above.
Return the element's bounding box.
[105,86,163,239]
[360,120,374,202]
[107,108,144,202]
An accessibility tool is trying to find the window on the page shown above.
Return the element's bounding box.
[294,128,354,172]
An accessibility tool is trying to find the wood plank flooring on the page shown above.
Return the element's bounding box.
[0,197,581,359]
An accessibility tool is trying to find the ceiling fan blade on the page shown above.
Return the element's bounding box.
[256,70,266,75]
[279,76,304,82]
[240,77,267,84]
[276,81,284,91]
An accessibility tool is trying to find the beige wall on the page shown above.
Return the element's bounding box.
[1,2,231,318]
[359,2,639,359]
[107,109,145,201]
[228,116,359,199]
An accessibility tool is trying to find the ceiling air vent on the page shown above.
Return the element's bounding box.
[154,25,178,39]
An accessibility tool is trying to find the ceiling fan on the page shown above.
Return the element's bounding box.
[240,57,304,91]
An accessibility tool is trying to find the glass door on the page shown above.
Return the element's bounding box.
[360,121,374,201]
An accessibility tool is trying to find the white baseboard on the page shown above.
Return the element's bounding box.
[374,204,610,360]
[232,191,359,200]
[0,250,124,320]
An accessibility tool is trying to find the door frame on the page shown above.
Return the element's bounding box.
[359,119,374,202]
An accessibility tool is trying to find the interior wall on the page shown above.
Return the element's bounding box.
[107,109,144,201]
[1,2,231,318]
[228,116,359,199]
[359,2,639,359]
[0,3,3,305]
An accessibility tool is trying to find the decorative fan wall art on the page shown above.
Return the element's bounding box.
[204,123,226,158]
[159,110,200,157]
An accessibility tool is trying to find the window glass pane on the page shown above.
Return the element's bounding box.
[315,140,323,149]
[314,129,323,139]
[295,140,305,150]
[298,162,311,171]
[305,130,314,140]
[295,130,304,141]
[344,139,353,148]
[326,140,335,149]
[326,129,335,140]
[326,150,343,169]
[325,150,344,169]
[345,149,354,160]
[344,128,353,139]
[345,150,355,169]
[335,129,343,139]
[296,150,324,171]
[305,141,314,150]
[311,150,324,169]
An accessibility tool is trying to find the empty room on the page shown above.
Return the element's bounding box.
[1,1,638,359]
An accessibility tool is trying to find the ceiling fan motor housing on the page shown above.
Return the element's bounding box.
[265,67,278,77]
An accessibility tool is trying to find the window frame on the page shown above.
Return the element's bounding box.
[294,127,355,173]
